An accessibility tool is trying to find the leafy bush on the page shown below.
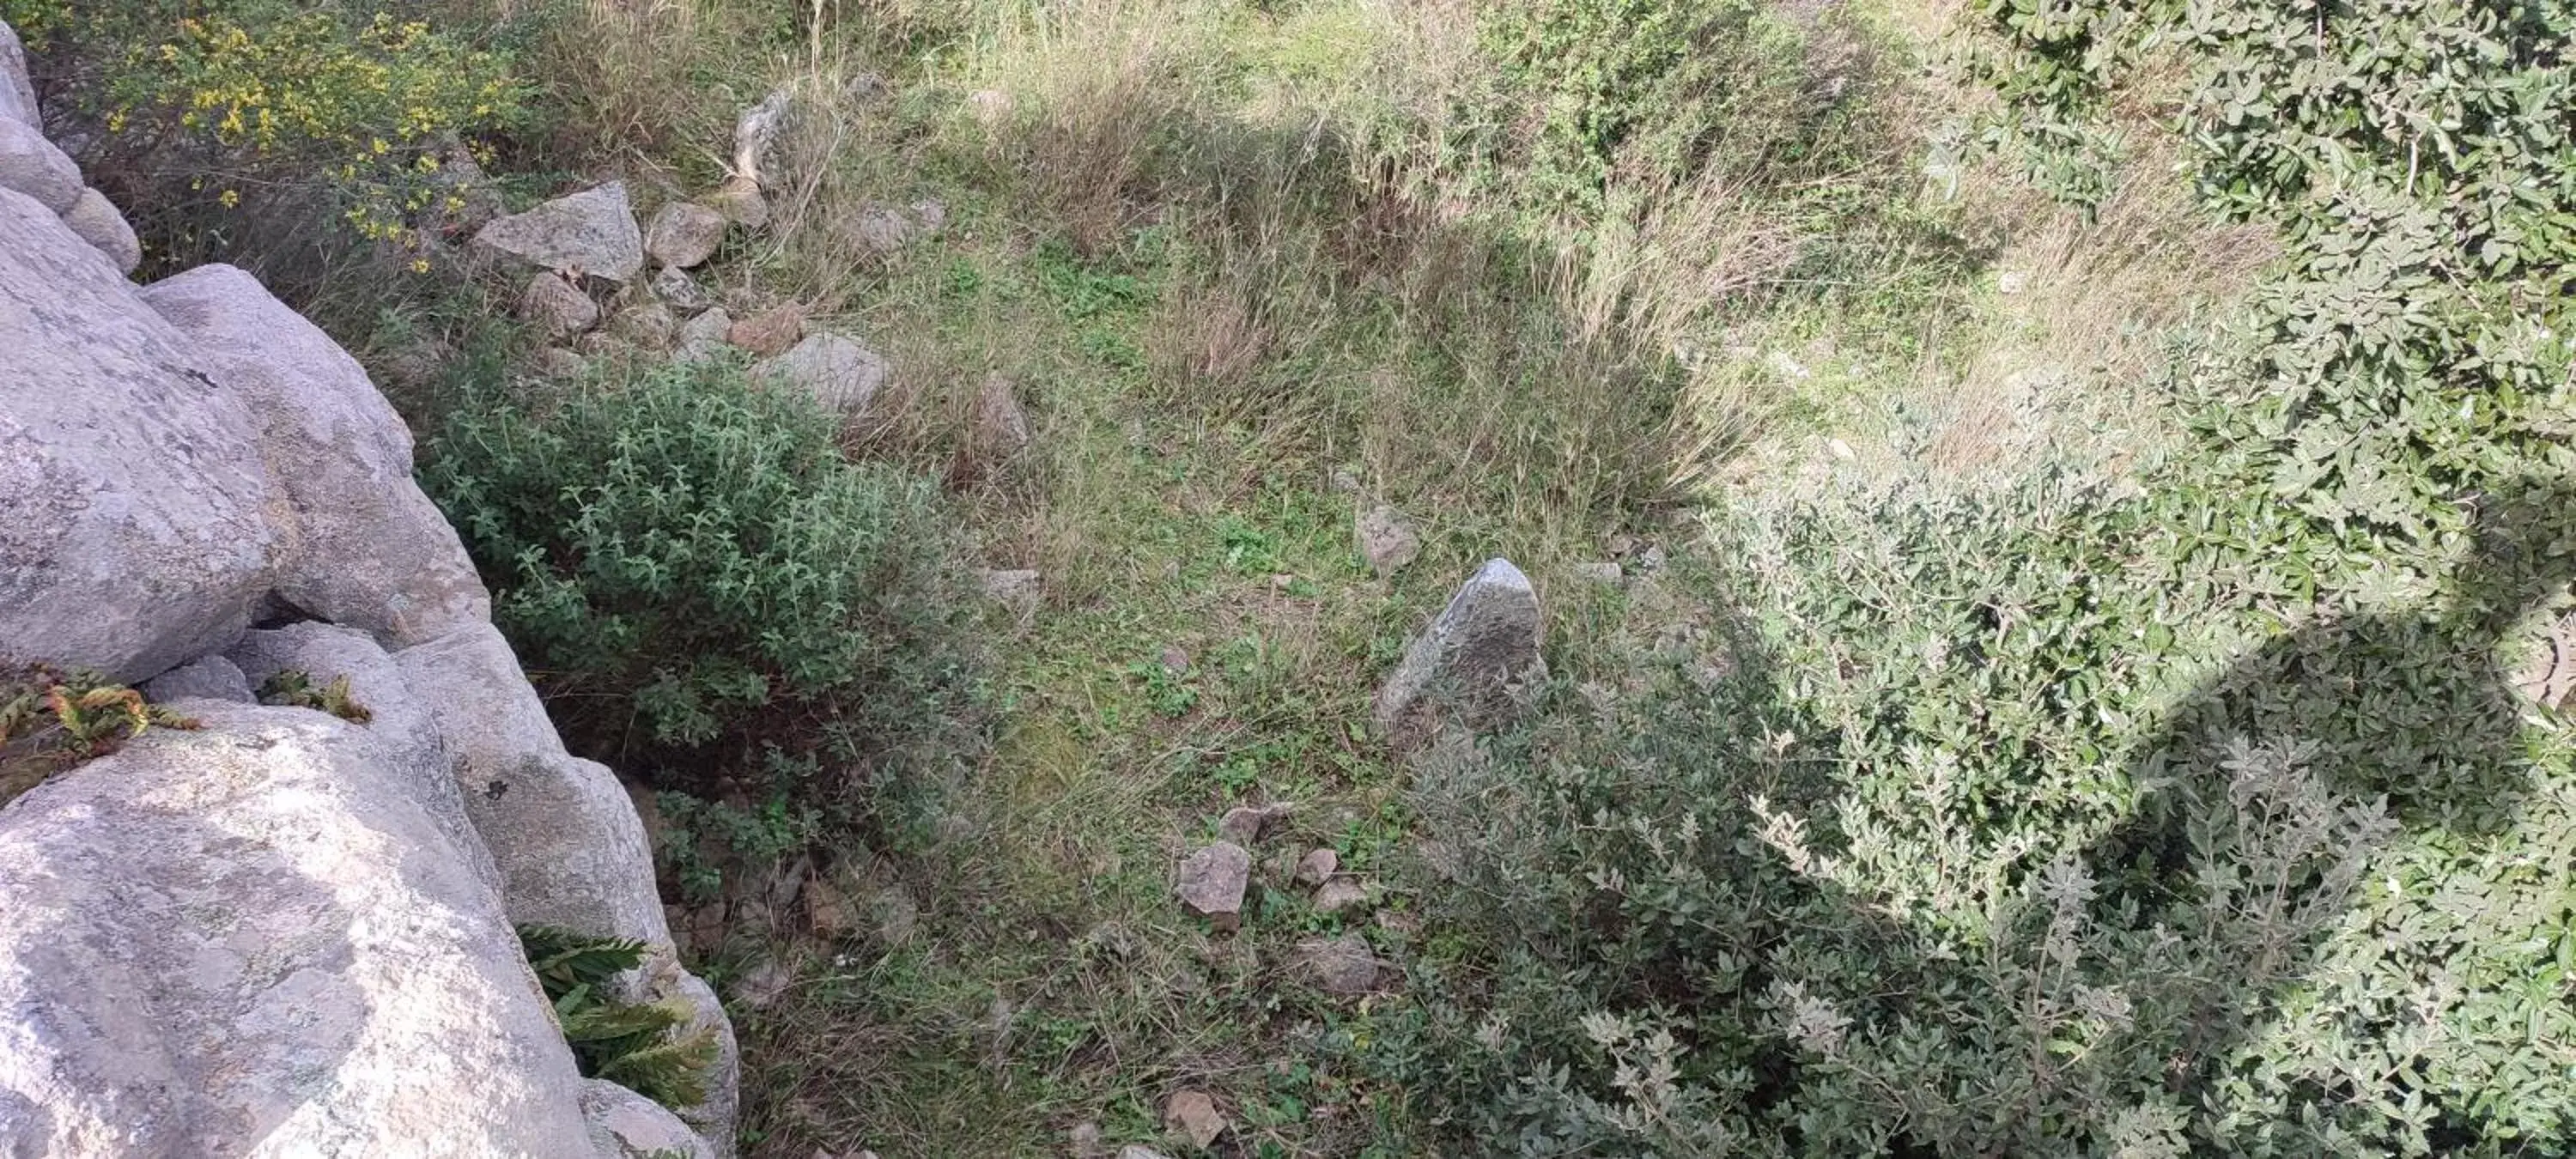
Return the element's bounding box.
[1478,0,1802,218]
[1382,0,2576,1146]
[519,924,718,1109]
[421,359,975,818]
[1390,456,2576,1153]
[3,0,526,273]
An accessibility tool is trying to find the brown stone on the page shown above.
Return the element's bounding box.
[727,302,806,357]
[1176,842,1250,928]
[1162,1090,1226,1150]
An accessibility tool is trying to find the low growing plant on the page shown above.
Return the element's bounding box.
[1,667,201,806]
[421,358,976,826]
[518,924,717,1109]
[257,669,374,724]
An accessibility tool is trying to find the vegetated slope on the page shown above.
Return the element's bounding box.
[1389,0,2576,1153]
[16,0,2570,1153]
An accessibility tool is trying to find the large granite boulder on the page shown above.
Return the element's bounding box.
[0,20,38,129]
[0,76,737,1152]
[581,1079,713,1159]
[0,116,78,214]
[0,704,595,1156]
[140,265,491,646]
[394,622,671,950]
[0,185,278,683]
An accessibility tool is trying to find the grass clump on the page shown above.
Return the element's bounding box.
[421,358,976,832]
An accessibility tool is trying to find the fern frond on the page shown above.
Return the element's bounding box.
[595,1022,718,1107]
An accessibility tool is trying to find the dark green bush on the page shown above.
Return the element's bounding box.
[421,359,975,816]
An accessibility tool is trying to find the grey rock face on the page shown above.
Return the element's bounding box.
[645,202,727,270]
[0,21,37,129]
[1293,933,1381,996]
[140,655,252,705]
[1373,558,1546,744]
[0,117,77,214]
[660,972,740,1156]
[653,265,713,316]
[1217,804,1284,846]
[0,188,277,682]
[0,704,595,1157]
[755,332,887,415]
[141,264,491,647]
[59,189,138,275]
[225,622,502,900]
[1293,847,1337,887]
[1312,877,1368,914]
[471,181,646,283]
[609,300,676,350]
[393,622,672,949]
[676,306,732,362]
[580,1079,712,1159]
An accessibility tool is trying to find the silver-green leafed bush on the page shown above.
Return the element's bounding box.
[420,357,975,822]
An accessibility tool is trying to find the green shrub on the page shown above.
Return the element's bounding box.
[1388,457,2576,1154]
[1478,0,1802,218]
[1377,1,2576,1151]
[3,0,528,276]
[420,359,975,819]
[0,667,201,805]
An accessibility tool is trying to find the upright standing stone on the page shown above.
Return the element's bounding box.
[1373,558,1546,745]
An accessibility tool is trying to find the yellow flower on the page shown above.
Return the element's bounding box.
[217,188,240,209]
[410,258,431,274]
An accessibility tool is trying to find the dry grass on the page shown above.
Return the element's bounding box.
[1897,69,2275,483]
[969,0,1233,254]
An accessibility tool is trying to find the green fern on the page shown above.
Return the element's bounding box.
[515,925,715,1111]
[257,669,374,723]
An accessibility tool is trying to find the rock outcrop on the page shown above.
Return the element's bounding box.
[0,46,140,275]
[0,30,735,1155]
[0,704,595,1157]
